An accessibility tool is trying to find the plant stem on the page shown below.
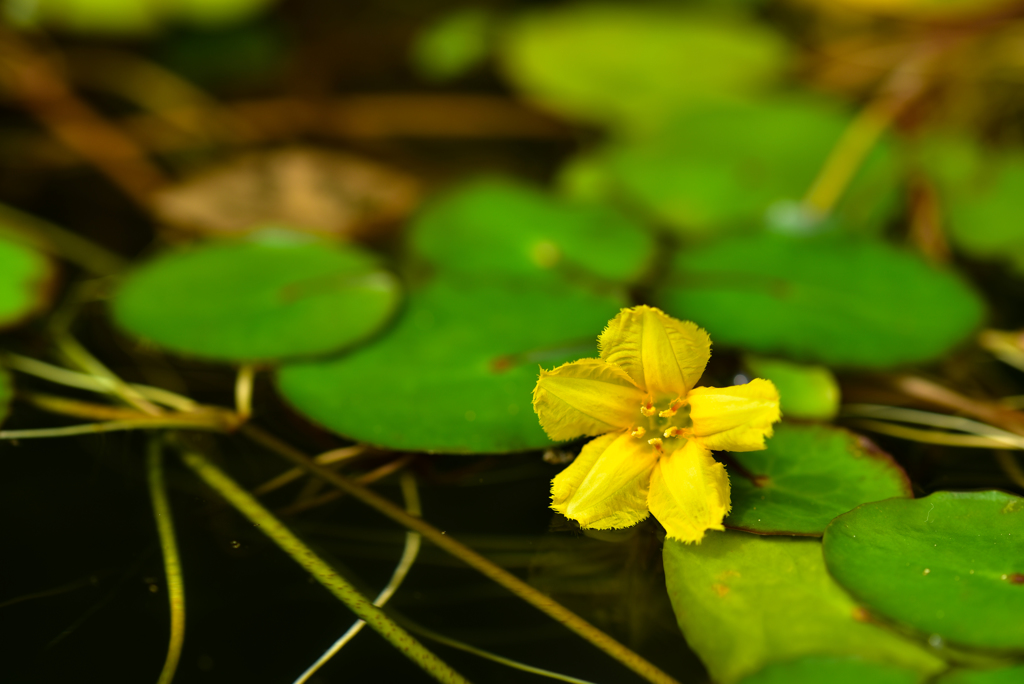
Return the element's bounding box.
[52,332,164,416]
[0,416,228,440]
[0,28,166,208]
[846,419,1022,449]
[2,352,197,411]
[234,365,256,421]
[803,39,946,216]
[843,403,1024,448]
[240,424,681,684]
[178,448,470,684]
[252,444,367,496]
[409,623,598,684]
[293,470,423,684]
[147,440,185,684]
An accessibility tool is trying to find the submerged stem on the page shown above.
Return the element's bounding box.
[409,623,598,684]
[147,440,185,684]
[178,448,469,684]
[240,424,681,684]
[293,470,423,684]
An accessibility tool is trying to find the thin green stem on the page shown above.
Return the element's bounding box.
[178,448,469,684]
[147,440,185,684]
[845,419,1022,449]
[802,97,896,216]
[842,403,1024,448]
[0,417,227,439]
[240,424,681,684]
[293,470,423,684]
[234,365,256,421]
[252,445,367,496]
[52,332,163,415]
[802,40,942,217]
[409,623,598,684]
[2,352,198,411]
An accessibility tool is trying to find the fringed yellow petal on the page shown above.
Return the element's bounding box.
[551,430,659,530]
[648,440,731,544]
[533,358,644,441]
[687,378,781,452]
[598,305,711,398]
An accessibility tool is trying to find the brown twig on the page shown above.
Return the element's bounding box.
[277,454,415,516]
[0,28,166,208]
[891,375,1024,438]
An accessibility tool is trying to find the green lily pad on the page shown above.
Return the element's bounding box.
[497,4,789,132]
[411,7,494,82]
[740,656,928,684]
[0,367,12,428]
[655,233,984,367]
[727,423,912,536]
[823,491,1024,651]
[7,0,277,35]
[744,355,840,420]
[111,235,400,363]
[277,278,624,453]
[664,532,946,684]
[559,97,899,234]
[922,136,1024,272]
[409,178,654,286]
[0,234,55,331]
[937,665,1024,684]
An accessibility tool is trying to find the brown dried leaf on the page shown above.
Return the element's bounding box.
[153,147,420,239]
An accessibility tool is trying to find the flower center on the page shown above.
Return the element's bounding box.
[630,397,692,453]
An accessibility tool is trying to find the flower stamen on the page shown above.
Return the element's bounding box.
[630,426,647,439]
[664,426,684,439]
[648,437,664,452]
[640,401,656,417]
[659,399,684,418]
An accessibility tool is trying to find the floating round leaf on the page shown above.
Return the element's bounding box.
[111,237,400,362]
[0,234,55,330]
[559,98,899,234]
[656,233,984,367]
[936,665,1024,684]
[498,5,789,132]
[727,423,912,536]
[277,278,624,453]
[823,491,1024,650]
[0,367,12,428]
[740,656,927,684]
[411,7,494,82]
[409,178,654,286]
[744,356,840,420]
[922,136,1024,272]
[664,531,945,684]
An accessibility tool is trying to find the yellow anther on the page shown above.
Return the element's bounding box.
[659,399,684,418]
[664,426,684,439]
[647,437,664,452]
[630,426,647,439]
[640,402,656,417]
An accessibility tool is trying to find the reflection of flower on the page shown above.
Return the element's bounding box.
[532,306,780,543]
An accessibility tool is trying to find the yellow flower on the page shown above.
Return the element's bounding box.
[532,305,781,544]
